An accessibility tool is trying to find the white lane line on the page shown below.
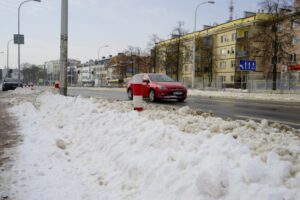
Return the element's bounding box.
[234,114,300,127]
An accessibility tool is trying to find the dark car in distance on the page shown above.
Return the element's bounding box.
[2,79,23,91]
[127,73,187,102]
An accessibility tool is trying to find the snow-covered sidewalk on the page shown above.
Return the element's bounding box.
[188,89,300,103]
[1,88,300,200]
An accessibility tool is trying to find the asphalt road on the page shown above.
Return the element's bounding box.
[68,87,300,129]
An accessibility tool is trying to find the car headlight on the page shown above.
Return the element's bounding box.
[157,85,167,90]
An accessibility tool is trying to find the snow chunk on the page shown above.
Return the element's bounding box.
[56,139,67,150]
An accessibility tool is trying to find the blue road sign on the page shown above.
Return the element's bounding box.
[240,60,256,71]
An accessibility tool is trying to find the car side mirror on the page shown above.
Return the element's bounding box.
[142,79,149,84]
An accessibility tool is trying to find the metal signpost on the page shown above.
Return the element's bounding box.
[240,60,256,91]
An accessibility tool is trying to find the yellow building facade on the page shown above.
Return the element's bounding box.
[155,13,271,88]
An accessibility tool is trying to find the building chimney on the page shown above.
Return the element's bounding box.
[244,11,256,18]
[203,25,212,30]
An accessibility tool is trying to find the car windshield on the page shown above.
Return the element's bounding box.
[148,74,175,82]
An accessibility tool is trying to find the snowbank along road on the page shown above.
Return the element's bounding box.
[0,87,300,200]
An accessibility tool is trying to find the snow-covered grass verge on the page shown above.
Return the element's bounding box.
[1,88,300,200]
[188,89,300,103]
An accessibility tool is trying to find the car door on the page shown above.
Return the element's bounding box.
[142,75,151,98]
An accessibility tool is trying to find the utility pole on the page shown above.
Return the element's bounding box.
[60,0,68,95]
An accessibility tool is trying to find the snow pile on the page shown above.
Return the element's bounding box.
[10,87,36,94]
[188,89,300,103]
[1,92,300,200]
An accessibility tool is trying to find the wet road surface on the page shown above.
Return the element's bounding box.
[68,88,300,129]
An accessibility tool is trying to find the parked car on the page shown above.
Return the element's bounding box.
[2,79,23,91]
[127,73,187,102]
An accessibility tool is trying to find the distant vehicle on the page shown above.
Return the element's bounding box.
[127,73,187,102]
[24,82,34,87]
[2,79,23,91]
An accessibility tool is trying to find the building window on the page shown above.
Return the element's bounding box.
[219,61,226,69]
[230,75,235,82]
[291,35,297,46]
[231,60,235,68]
[291,20,298,30]
[219,75,226,82]
[220,35,227,43]
[244,31,249,39]
[230,47,235,54]
[184,65,190,72]
[232,33,237,41]
[290,53,297,63]
[220,48,227,58]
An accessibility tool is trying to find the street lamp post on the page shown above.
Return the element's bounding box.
[0,51,4,70]
[192,1,214,89]
[17,0,41,86]
[0,51,4,80]
[98,45,108,60]
[7,39,13,71]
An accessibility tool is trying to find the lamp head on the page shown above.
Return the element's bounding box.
[34,0,41,2]
[208,1,215,4]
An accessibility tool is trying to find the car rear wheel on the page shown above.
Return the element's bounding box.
[149,89,156,102]
[127,88,133,100]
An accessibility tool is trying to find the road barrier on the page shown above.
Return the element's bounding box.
[132,76,143,111]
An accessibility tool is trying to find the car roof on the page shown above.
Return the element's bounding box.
[135,73,165,76]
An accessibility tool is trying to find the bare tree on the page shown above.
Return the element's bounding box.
[251,0,295,90]
[22,65,46,84]
[196,36,214,86]
[172,21,188,36]
[164,21,190,81]
[147,34,163,73]
[146,34,162,53]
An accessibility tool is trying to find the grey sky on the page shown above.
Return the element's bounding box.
[0,0,262,68]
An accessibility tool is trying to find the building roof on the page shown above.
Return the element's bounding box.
[157,13,271,46]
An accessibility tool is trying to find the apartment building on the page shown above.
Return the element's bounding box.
[45,59,80,84]
[155,13,272,88]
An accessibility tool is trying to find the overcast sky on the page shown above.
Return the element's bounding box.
[0,0,262,68]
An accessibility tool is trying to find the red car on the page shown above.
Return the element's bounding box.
[127,73,187,102]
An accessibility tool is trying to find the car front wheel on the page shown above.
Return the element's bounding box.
[127,88,133,100]
[177,98,185,102]
[149,89,156,102]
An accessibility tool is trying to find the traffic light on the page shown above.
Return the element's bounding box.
[9,69,13,73]
[77,70,80,74]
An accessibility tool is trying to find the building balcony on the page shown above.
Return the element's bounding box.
[236,36,248,43]
[236,51,248,58]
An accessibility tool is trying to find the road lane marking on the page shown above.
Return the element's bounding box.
[235,114,300,128]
